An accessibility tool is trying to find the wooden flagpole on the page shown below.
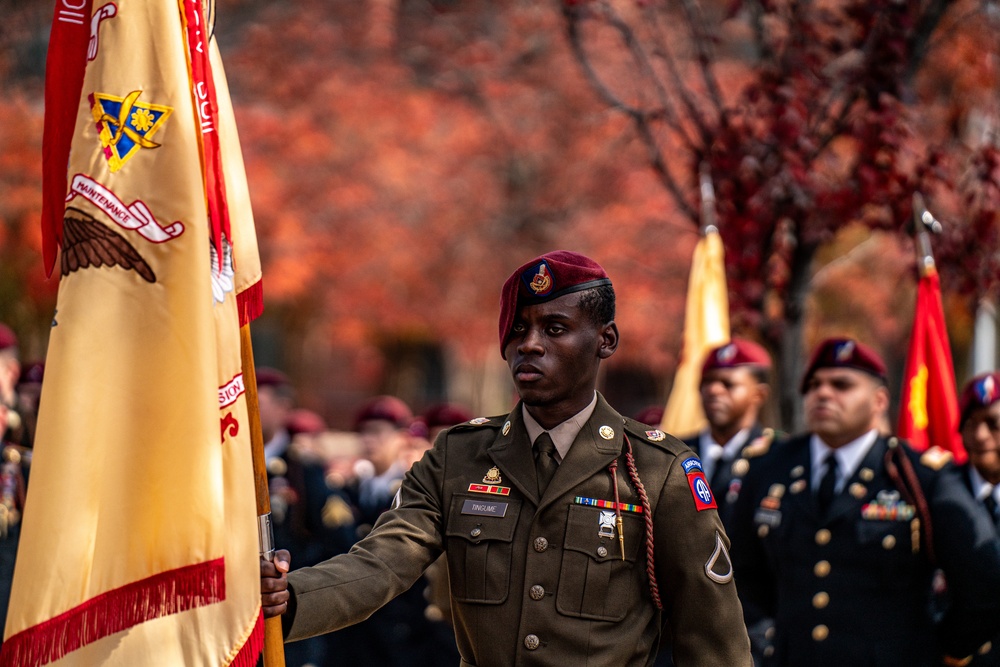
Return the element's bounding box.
[239,325,286,667]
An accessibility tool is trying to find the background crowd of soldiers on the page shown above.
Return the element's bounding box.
[3,315,1000,666]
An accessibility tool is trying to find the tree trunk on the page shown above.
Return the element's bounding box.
[776,240,818,432]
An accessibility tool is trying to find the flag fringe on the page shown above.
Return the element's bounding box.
[236,278,263,327]
[227,610,264,667]
[0,558,226,667]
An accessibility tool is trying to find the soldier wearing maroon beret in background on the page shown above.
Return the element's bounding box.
[0,324,27,648]
[261,250,752,666]
[650,338,774,667]
[957,371,1000,666]
[729,337,1000,667]
[684,338,774,529]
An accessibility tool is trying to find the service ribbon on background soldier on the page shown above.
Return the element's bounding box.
[2,0,263,665]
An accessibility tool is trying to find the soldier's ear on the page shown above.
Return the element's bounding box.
[598,322,619,360]
[753,382,770,408]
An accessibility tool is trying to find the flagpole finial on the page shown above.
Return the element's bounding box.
[912,192,941,276]
[699,161,718,236]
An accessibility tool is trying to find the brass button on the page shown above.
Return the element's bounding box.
[529,585,545,601]
[814,560,831,577]
[524,634,540,650]
[979,641,992,655]
[757,524,770,538]
[815,529,831,545]
[764,626,775,640]
[534,537,548,552]
[763,646,774,658]
[470,527,482,538]
[882,534,896,550]
[597,546,608,558]
[812,624,829,641]
[812,592,829,609]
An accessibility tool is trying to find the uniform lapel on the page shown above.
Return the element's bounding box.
[487,404,541,505]
[823,437,887,525]
[782,438,816,520]
[537,395,622,513]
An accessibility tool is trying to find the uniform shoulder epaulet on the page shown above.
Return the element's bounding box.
[919,445,952,471]
[742,428,775,459]
[622,417,666,441]
[450,416,503,430]
[622,418,685,454]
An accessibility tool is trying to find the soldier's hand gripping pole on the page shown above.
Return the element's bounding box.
[240,325,286,667]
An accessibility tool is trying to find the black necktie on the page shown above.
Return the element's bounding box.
[817,453,838,516]
[985,493,999,524]
[534,432,558,497]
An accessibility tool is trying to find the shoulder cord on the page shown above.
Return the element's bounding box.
[611,434,662,609]
[884,441,937,566]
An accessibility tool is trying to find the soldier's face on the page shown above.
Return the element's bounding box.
[803,368,887,448]
[699,367,765,433]
[963,402,1000,485]
[504,292,617,426]
[358,420,407,475]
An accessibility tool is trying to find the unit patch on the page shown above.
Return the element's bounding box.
[682,457,717,511]
[645,430,666,441]
[91,91,172,172]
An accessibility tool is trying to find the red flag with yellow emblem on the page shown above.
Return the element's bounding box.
[1,0,264,665]
[897,268,966,463]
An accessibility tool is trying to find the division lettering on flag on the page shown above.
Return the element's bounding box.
[2,0,264,664]
[898,266,966,463]
[661,227,730,438]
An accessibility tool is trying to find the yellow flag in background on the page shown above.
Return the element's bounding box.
[661,229,730,438]
[2,0,263,665]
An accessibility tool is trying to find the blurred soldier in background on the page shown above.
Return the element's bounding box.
[958,371,1000,665]
[0,326,19,421]
[685,338,773,528]
[350,395,413,537]
[657,342,775,667]
[258,368,341,667]
[0,324,28,646]
[328,395,462,666]
[730,337,1000,667]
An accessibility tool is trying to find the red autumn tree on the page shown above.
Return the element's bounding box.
[563,0,1000,427]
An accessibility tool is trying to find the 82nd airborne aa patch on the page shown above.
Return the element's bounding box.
[681,457,717,512]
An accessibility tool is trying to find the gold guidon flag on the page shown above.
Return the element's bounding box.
[661,228,730,438]
[2,0,264,665]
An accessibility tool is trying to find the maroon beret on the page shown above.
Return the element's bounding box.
[702,338,772,376]
[632,405,664,427]
[499,250,612,358]
[801,337,887,393]
[422,403,474,430]
[353,395,413,431]
[0,324,17,352]
[255,367,290,389]
[408,418,430,439]
[286,408,326,436]
[18,361,44,386]
[959,371,1000,426]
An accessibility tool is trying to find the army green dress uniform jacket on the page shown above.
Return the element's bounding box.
[283,395,752,666]
[729,433,1000,667]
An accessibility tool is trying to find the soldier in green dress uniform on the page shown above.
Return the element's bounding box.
[261,250,752,666]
